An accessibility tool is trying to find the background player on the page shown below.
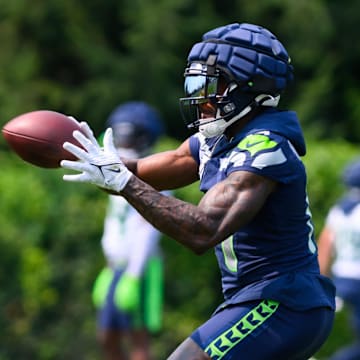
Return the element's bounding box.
[61,23,336,359]
[92,102,165,360]
[318,158,360,360]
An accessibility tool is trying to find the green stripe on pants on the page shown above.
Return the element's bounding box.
[144,256,163,333]
[205,299,279,359]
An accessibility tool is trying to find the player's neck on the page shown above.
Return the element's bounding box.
[225,108,261,140]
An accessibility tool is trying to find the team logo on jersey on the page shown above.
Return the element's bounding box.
[237,134,278,156]
[235,133,287,169]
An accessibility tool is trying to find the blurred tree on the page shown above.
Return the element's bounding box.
[0,0,359,143]
[0,0,360,358]
[0,152,106,359]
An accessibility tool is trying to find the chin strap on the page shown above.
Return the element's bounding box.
[199,94,280,138]
[256,94,280,107]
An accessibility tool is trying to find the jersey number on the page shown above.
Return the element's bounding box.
[222,235,238,272]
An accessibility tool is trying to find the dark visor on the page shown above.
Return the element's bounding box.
[180,75,221,129]
[184,75,218,98]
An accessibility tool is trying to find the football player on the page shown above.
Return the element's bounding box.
[318,159,360,360]
[62,23,335,360]
[92,102,165,360]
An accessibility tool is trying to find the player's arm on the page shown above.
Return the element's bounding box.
[121,169,276,254]
[317,226,335,276]
[61,124,276,253]
[123,138,199,190]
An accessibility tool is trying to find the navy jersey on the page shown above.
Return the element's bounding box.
[189,108,335,311]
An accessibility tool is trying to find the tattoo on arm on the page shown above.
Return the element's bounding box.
[121,176,215,254]
[121,171,275,254]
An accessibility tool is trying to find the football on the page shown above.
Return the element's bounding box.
[2,110,83,168]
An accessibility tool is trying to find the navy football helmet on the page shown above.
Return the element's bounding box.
[180,23,293,138]
[106,101,164,156]
[343,159,360,188]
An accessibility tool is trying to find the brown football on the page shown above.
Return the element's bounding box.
[2,110,83,168]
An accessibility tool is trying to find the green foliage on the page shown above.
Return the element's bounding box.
[0,0,360,358]
[304,138,360,236]
[0,152,107,359]
[0,0,357,142]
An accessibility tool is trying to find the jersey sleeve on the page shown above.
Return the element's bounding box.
[125,214,161,277]
[325,206,341,229]
[189,134,201,164]
[125,191,170,277]
[227,131,304,184]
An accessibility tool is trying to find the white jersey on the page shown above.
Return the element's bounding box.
[101,195,162,277]
[326,201,360,279]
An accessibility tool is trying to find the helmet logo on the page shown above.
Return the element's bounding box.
[223,103,235,113]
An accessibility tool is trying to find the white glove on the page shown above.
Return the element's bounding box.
[61,122,133,192]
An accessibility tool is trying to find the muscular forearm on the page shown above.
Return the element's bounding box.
[120,176,217,254]
[317,227,334,276]
[120,171,275,254]
[122,150,199,191]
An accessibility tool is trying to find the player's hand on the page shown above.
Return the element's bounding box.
[61,122,132,192]
[114,273,140,312]
[92,267,114,308]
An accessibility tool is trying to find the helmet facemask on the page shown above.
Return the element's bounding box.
[180,62,280,138]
